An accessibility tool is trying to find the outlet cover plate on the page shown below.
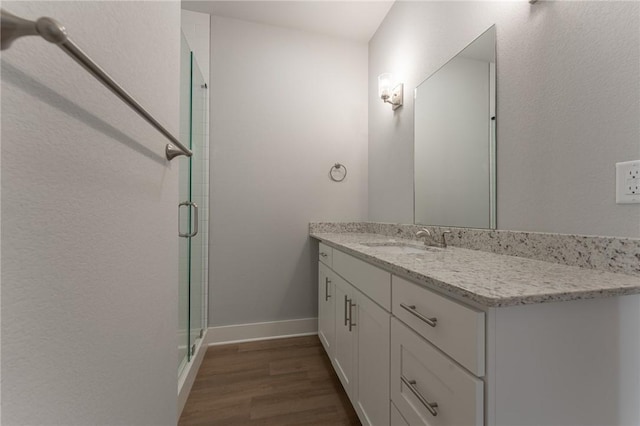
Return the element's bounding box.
[616,160,640,204]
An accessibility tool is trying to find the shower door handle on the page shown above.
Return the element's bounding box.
[178,201,198,238]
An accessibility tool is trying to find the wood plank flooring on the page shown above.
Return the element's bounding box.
[179,335,361,426]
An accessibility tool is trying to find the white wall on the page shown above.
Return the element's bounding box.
[1,2,180,424]
[209,16,368,326]
[369,1,640,237]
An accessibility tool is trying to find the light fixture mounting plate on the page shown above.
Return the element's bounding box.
[391,83,403,110]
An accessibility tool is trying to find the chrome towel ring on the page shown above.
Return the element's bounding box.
[329,163,347,182]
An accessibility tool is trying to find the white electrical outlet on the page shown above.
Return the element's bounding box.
[616,160,640,204]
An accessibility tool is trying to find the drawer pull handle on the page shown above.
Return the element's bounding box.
[348,300,356,332]
[344,295,349,326]
[320,252,328,258]
[401,376,438,417]
[325,277,331,301]
[400,303,437,328]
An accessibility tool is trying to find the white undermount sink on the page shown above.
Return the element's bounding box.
[359,242,441,254]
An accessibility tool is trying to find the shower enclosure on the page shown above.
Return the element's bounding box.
[178,33,209,379]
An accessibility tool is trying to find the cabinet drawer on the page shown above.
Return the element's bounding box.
[392,276,485,376]
[319,242,333,267]
[332,249,391,310]
[391,318,484,426]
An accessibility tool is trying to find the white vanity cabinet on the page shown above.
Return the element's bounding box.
[317,247,391,426]
[317,245,477,426]
[318,244,486,426]
[316,239,640,426]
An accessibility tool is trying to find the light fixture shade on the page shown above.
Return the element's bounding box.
[378,73,403,110]
[378,73,393,100]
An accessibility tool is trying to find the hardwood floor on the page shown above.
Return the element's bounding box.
[179,335,361,426]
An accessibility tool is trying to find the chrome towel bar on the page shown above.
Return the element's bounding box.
[0,8,192,161]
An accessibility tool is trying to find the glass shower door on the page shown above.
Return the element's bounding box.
[178,34,208,378]
[189,56,207,354]
[178,33,190,377]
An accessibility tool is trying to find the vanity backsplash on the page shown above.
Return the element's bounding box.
[309,222,640,277]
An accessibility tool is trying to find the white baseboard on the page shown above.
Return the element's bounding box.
[177,329,208,419]
[206,318,318,346]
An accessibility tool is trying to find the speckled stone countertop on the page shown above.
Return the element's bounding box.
[311,232,640,308]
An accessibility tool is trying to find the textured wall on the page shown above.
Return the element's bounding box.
[1,2,180,424]
[369,1,640,237]
[209,16,368,326]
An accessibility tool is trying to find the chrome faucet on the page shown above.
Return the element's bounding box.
[415,228,432,245]
[416,228,452,248]
[441,231,452,248]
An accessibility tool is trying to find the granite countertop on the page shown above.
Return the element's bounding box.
[311,232,640,308]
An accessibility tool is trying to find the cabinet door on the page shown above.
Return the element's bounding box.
[333,274,357,398]
[353,290,391,426]
[391,401,410,426]
[318,262,335,359]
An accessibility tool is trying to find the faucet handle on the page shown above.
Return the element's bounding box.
[416,228,431,237]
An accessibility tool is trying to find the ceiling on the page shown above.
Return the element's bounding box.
[181,1,395,43]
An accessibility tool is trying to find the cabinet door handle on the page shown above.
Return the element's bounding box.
[344,295,349,326]
[401,376,438,417]
[325,277,331,301]
[400,303,437,328]
[348,300,356,332]
[320,252,328,258]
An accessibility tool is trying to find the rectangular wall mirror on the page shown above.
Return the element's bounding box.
[414,25,497,229]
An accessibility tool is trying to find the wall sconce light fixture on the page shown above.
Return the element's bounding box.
[378,73,403,110]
